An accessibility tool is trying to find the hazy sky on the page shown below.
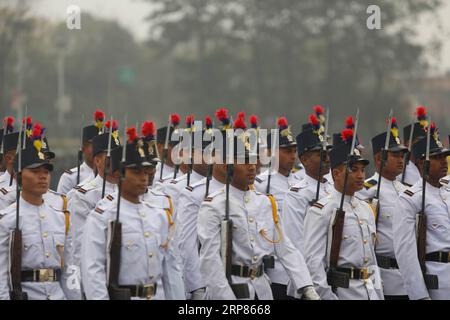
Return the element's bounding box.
[30,0,450,74]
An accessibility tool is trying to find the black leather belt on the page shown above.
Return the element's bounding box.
[21,269,61,282]
[119,284,157,299]
[231,264,264,279]
[335,267,371,280]
[376,255,399,269]
[426,251,450,263]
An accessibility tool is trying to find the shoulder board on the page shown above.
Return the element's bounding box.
[64,169,74,175]
[185,186,194,192]
[254,177,263,184]
[204,197,213,202]
[47,189,63,196]
[364,179,377,189]
[403,182,412,188]
[94,207,104,214]
[404,189,414,197]
[77,188,87,194]
[204,188,224,201]
[290,187,299,192]
[312,202,325,210]
[440,178,449,186]
[106,194,114,201]
[170,180,178,185]
[189,178,207,189]
[0,188,8,195]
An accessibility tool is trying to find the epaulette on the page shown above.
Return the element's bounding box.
[106,194,114,201]
[95,207,104,214]
[404,189,414,197]
[64,169,74,175]
[312,202,325,210]
[77,187,87,194]
[440,178,449,186]
[290,187,299,192]
[170,180,178,184]
[254,177,263,184]
[204,197,213,202]
[186,186,194,192]
[0,188,8,195]
[364,179,377,190]
[203,189,224,201]
[403,182,412,188]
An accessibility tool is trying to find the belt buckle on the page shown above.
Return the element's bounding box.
[360,268,369,280]
[250,267,258,280]
[143,285,155,300]
[39,269,53,282]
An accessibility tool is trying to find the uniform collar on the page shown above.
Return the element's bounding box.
[120,196,140,209]
[93,174,117,190]
[20,195,44,210]
[190,170,204,184]
[0,170,11,185]
[210,177,224,190]
[426,182,441,195]
[230,184,252,198]
[332,187,357,206]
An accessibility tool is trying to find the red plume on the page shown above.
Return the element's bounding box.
[249,115,258,128]
[105,120,118,130]
[313,105,324,115]
[341,128,354,143]
[22,116,32,125]
[345,116,354,129]
[215,108,229,121]
[185,115,195,126]
[416,106,426,117]
[205,115,213,128]
[309,114,320,126]
[237,112,245,120]
[94,109,105,122]
[127,127,138,143]
[141,121,155,138]
[233,117,247,130]
[171,113,180,126]
[32,122,43,139]
[277,117,288,128]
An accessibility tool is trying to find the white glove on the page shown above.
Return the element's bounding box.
[299,286,321,300]
[190,287,206,300]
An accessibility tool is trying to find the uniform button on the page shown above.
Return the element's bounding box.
[359,220,363,225]
[249,217,254,223]
[40,214,45,219]
[148,252,153,258]
[43,232,48,238]
[46,252,50,258]
[252,255,258,262]
[144,232,150,238]
[250,237,255,242]
[363,239,368,245]
[244,197,250,203]
[364,258,369,264]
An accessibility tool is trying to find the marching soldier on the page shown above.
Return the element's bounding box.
[177,115,228,299]
[397,106,429,186]
[197,122,319,300]
[0,118,21,189]
[357,117,409,299]
[0,125,77,300]
[57,110,105,195]
[282,116,333,256]
[393,123,450,300]
[68,121,121,273]
[304,117,384,300]
[253,116,302,299]
[81,126,180,299]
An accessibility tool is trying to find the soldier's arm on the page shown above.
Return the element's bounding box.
[177,190,205,294]
[197,200,236,300]
[303,206,338,300]
[69,193,94,265]
[393,194,429,300]
[282,188,312,255]
[57,172,73,195]
[0,215,12,300]
[80,209,109,300]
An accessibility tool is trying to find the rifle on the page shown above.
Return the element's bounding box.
[77,114,85,185]
[220,129,249,299]
[416,118,438,290]
[327,109,359,291]
[101,116,114,199]
[373,109,393,227]
[186,121,194,187]
[266,118,278,194]
[107,116,129,300]
[159,115,171,181]
[10,106,27,300]
[204,124,214,198]
[312,108,330,205]
[401,115,415,185]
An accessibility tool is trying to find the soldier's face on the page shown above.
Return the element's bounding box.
[123,167,149,196]
[428,154,449,180]
[145,166,156,185]
[384,151,405,177]
[232,162,257,189]
[82,142,94,165]
[278,146,297,173]
[333,162,366,194]
[301,150,330,177]
[22,166,50,196]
